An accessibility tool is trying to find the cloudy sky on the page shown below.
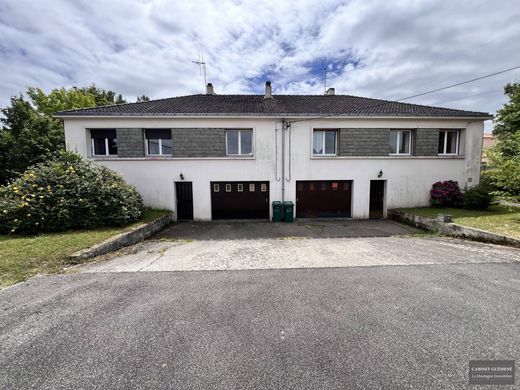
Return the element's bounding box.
[1,0,520,129]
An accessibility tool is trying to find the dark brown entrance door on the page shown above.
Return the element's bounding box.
[176,182,193,220]
[211,181,269,219]
[369,180,385,219]
[296,180,352,218]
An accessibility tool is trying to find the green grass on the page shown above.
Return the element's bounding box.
[396,205,520,239]
[0,209,170,288]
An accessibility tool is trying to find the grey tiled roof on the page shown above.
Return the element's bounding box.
[54,94,491,118]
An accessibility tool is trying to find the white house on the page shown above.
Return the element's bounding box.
[57,82,491,221]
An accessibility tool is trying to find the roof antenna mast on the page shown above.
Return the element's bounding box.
[192,46,207,92]
[323,65,328,94]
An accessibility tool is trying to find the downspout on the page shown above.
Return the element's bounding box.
[281,119,286,203]
[285,122,291,182]
[275,123,281,182]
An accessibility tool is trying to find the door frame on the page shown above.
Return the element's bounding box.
[175,181,194,221]
[369,179,387,219]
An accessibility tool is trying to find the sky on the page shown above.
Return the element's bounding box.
[1,0,520,131]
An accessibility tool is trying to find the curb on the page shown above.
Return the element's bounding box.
[70,212,174,261]
[389,210,520,247]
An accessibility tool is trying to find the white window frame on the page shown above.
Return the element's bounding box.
[389,130,412,156]
[225,129,253,156]
[91,137,116,156]
[312,130,337,156]
[145,132,172,156]
[438,130,460,155]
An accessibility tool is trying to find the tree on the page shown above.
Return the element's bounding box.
[493,82,520,143]
[483,132,520,197]
[0,85,127,184]
[484,82,520,198]
[136,95,150,102]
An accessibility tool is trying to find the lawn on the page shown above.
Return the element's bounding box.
[0,209,170,288]
[396,204,520,239]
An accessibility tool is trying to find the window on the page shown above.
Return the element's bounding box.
[225,184,232,192]
[249,184,255,192]
[213,184,220,192]
[313,130,337,156]
[332,182,338,191]
[145,129,172,155]
[226,130,253,155]
[91,129,117,156]
[389,130,411,155]
[261,183,267,192]
[438,130,459,155]
[237,184,243,192]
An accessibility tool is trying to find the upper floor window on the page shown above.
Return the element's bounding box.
[226,130,253,155]
[438,130,459,155]
[389,130,411,155]
[91,129,117,156]
[313,130,337,156]
[145,129,172,155]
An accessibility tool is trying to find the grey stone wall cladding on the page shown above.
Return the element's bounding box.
[414,128,439,156]
[339,128,390,156]
[338,128,440,157]
[171,128,226,157]
[112,127,441,158]
[116,128,145,157]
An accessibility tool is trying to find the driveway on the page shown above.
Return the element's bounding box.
[2,263,520,389]
[81,220,519,273]
[2,220,520,389]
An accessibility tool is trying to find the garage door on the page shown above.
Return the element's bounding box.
[211,181,269,220]
[296,180,352,218]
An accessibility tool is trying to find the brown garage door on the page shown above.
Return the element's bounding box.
[296,180,352,218]
[211,181,269,220]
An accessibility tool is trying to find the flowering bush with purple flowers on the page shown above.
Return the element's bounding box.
[430,180,462,208]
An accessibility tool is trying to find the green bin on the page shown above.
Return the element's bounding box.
[272,201,282,222]
[283,201,294,223]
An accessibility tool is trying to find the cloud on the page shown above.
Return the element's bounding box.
[1,0,519,129]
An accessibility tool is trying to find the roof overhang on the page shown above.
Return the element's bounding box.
[54,113,493,120]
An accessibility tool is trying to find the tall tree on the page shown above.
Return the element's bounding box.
[493,82,520,143]
[484,82,520,198]
[0,85,127,184]
[136,95,150,102]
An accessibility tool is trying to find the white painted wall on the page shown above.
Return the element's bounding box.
[63,116,484,220]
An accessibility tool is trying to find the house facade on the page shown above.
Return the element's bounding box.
[57,82,491,221]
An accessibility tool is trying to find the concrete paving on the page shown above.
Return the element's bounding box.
[155,219,418,240]
[2,263,520,389]
[82,231,520,274]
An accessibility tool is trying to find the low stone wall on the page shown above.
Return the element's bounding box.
[70,212,174,261]
[389,210,520,247]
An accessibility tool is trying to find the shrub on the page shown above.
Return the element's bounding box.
[430,180,462,208]
[0,152,144,234]
[461,184,493,210]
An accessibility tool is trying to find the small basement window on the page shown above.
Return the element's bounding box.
[91,129,117,156]
[438,130,460,155]
[145,129,172,156]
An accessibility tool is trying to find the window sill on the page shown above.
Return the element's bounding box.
[310,155,465,160]
[89,156,256,161]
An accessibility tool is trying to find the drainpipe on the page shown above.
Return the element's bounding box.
[281,119,287,203]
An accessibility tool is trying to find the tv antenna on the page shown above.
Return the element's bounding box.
[323,65,328,94]
[192,47,207,92]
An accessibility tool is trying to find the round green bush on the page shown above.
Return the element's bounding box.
[0,152,143,234]
[461,184,493,210]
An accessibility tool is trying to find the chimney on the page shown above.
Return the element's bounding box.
[264,81,272,99]
[326,87,335,96]
[206,83,215,95]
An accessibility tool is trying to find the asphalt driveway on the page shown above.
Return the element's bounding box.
[1,263,519,389]
[1,220,520,389]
